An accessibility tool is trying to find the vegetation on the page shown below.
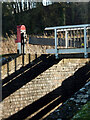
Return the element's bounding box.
[71,101,90,120]
[2,2,90,36]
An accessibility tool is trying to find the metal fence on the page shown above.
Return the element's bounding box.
[45,24,90,58]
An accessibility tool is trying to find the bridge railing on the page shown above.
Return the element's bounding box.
[45,24,90,58]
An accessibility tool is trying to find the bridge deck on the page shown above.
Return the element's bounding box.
[46,48,90,54]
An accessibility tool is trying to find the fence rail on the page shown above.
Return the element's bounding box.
[1,54,40,80]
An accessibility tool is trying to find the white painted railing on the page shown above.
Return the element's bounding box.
[45,24,90,58]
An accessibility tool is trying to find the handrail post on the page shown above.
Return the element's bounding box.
[65,30,68,48]
[55,29,58,59]
[84,26,88,58]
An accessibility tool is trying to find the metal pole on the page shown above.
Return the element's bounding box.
[55,29,58,59]
[84,27,88,58]
[17,42,21,54]
[65,30,68,48]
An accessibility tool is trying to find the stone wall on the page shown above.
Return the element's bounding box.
[1,55,90,119]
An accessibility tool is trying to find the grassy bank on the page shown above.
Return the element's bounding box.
[71,101,90,120]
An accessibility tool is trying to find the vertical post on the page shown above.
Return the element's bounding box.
[0,2,2,103]
[7,62,9,76]
[22,0,24,11]
[55,29,58,59]
[27,0,29,10]
[73,30,76,48]
[17,43,21,54]
[24,32,26,54]
[65,30,68,48]
[15,57,16,72]
[22,41,24,67]
[28,53,31,64]
[84,27,88,58]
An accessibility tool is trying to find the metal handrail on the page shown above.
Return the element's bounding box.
[45,24,90,58]
[45,24,90,30]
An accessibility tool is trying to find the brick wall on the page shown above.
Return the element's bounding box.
[1,55,90,119]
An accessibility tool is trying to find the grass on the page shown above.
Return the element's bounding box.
[71,101,90,120]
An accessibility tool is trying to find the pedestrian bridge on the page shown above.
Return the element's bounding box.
[45,24,90,58]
